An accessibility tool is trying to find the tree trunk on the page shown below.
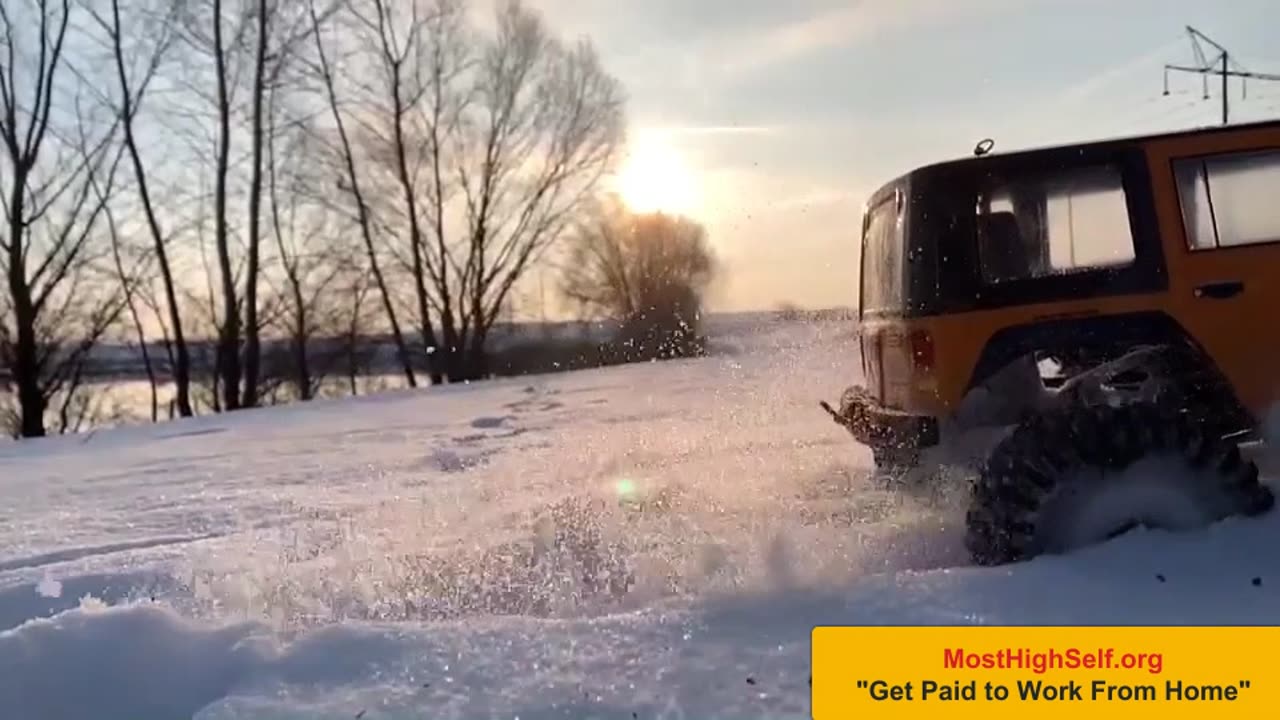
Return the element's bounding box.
[385,45,443,386]
[307,0,416,389]
[449,329,488,382]
[109,0,193,419]
[6,175,44,438]
[292,295,312,400]
[213,0,241,411]
[242,0,270,408]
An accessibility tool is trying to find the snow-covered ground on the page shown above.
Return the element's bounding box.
[2,314,1278,719]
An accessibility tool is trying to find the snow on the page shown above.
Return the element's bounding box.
[2,313,1278,719]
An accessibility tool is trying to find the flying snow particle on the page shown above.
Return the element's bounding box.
[36,575,62,599]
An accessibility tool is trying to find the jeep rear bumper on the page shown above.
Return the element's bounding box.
[821,384,940,450]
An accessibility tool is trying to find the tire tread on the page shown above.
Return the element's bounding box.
[965,400,1274,566]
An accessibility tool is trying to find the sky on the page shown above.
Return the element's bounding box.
[524,0,1280,314]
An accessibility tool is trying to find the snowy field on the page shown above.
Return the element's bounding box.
[2,314,1279,719]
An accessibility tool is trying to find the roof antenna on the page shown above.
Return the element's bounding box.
[974,138,995,157]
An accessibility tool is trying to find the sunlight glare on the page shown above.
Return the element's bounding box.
[613,132,700,216]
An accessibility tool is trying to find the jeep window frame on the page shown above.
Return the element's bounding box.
[1171,145,1280,252]
[893,143,1168,318]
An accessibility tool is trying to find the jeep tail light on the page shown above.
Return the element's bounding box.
[910,329,935,371]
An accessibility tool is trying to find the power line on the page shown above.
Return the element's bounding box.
[1162,25,1280,125]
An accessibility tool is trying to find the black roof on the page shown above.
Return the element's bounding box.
[867,117,1280,208]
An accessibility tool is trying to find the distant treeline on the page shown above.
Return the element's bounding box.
[8,320,624,384]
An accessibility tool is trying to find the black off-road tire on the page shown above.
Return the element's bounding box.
[965,401,1275,566]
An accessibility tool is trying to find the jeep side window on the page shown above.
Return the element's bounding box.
[974,164,1136,284]
[1173,150,1280,250]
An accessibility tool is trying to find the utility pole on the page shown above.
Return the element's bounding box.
[1164,26,1280,125]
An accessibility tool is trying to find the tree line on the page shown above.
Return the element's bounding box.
[0,0,718,439]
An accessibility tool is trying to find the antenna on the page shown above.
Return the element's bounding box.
[1163,26,1280,125]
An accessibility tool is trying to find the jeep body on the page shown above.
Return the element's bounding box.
[842,119,1280,466]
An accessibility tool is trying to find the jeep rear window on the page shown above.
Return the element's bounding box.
[974,164,1136,284]
[860,192,905,314]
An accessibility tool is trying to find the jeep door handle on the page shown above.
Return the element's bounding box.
[1194,281,1244,299]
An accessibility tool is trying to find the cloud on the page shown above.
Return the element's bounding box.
[708,0,1030,76]
[642,125,781,140]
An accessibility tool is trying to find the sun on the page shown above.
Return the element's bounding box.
[612,132,700,216]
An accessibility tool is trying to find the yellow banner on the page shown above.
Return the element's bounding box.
[812,626,1279,719]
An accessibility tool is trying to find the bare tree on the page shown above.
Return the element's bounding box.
[264,75,346,401]
[211,0,244,411]
[239,0,273,408]
[561,197,716,359]
[90,0,196,418]
[160,0,322,412]
[345,0,624,383]
[104,195,159,422]
[346,0,462,386]
[307,0,418,388]
[0,0,132,438]
[240,0,321,406]
[447,0,623,379]
[188,169,226,414]
[153,0,253,413]
[44,117,133,437]
[168,0,261,412]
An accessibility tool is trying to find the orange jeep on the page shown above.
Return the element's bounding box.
[824,120,1280,565]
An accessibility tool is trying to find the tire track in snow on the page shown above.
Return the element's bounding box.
[0,534,221,573]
